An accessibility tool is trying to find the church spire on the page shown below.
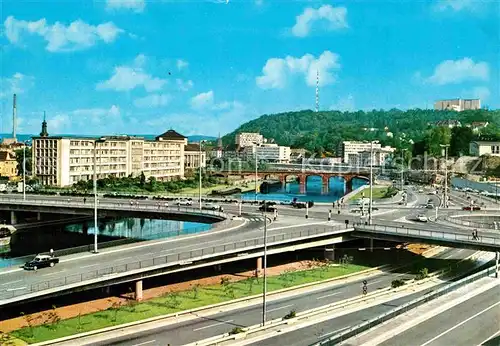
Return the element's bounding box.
[40,111,48,137]
[217,132,222,149]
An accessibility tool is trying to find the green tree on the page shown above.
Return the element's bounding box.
[450,127,474,156]
[14,147,32,176]
[139,172,146,187]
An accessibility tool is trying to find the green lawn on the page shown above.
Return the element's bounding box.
[350,187,396,201]
[10,264,367,344]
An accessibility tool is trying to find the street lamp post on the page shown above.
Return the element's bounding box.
[368,141,374,225]
[440,144,450,208]
[262,201,268,326]
[198,140,206,211]
[254,143,259,201]
[93,137,106,254]
[400,148,406,190]
[23,143,26,200]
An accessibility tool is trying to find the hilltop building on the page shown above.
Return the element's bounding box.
[32,119,187,187]
[434,99,481,112]
[235,132,264,149]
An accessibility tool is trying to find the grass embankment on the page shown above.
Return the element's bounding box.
[351,186,398,201]
[8,264,367,344]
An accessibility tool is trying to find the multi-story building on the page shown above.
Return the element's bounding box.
[0,150,17,178]
[469,141,500,157]
[356,149,393,166]
[32,122,187,186]
[243,143,291,163]
[434,99,481,112]
[235,132,264,149]
[341,141,382,164]
[184,143,207,170]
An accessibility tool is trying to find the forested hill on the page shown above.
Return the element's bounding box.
[222,108,500,155]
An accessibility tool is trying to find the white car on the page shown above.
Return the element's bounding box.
[202,203,220,211]
[418,189,424,193]
[176,199,192,206]
[416,214,428,222]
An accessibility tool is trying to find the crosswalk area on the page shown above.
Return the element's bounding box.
[246,216,266,223]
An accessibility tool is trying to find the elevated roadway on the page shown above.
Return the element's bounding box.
[53,248,475,346]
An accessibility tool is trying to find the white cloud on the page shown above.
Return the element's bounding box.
[256,50,341,89]
[4,16,123,52]
[106,0,145,12]
[190,90,214,109]
[0,72,35,98]
[425,58,489,85]
[97,54,167,92]
[176,79,194,91]
[134,93,171,108]
[433,0,480,12]
[176,59,189,70]
[291,5,348,37]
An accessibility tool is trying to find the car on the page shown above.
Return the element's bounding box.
[259,205,276,212]
[176,199,192,206]
[202,203,220,211]
[23,254,59,271]
[426,204,435,209]
[462,206,481,211]
[418,189,424,193]
[416,214,428,222]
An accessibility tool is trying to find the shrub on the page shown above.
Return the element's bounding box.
[415,267,429,280]
[283,310,297,320]
[391,279,405,288]
[229,327,245,335]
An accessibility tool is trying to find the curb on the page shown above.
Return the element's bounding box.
[31,265,388,346]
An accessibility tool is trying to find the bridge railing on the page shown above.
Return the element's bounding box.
[0,197,227,218]
[0,224,347,300]
[444,215,497,230]
[355,224,500,247]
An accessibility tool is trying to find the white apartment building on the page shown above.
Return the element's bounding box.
[243,143,291,163]
[235,132,264,149]
[342,141,395,165]
[32,129,187,187]
[434,99,481,112]
[469,141,500,157]
[184,143,207,170]
[356,149,393,166]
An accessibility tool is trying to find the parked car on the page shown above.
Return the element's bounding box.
[23,254,59,271]
[259,205,276,212]
[202,203,220,211]
[416,214,428,222]
[426,204,434,209]
[462,206,481,211]
[176,199,192,206]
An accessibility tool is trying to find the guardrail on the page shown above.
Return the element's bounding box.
[0,224,347,300]
[355,224,500,247]
[444,215,498,230]
[0,198,227,218]
[314,264,497,346]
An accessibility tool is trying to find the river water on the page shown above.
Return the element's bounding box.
[241,176,368,203]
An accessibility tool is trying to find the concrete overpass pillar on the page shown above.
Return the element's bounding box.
[324,245,335,261]
[370,238,374,252]
[135,280,143,301]
[322,176,329,194]
[10,211,17,225]
[37,212,42,221]
[496,252,499,279]
[256,257,262,276]
[345,179,353,193]
[299,177,306,194]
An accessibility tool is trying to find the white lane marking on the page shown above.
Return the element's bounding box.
[131,341,156,346]
[420,300,500,346]
[192,319,234,332]
[265,304,294,313]
[81,264,100,268]
[317,326,351,338]
[6,287,26,291]
[368,279,384,285]
[0,280,22,286]
[444,254,454,259]
[477,329,500,346]
[317,292,342,300]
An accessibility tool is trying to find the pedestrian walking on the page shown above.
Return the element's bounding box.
[49,248,54,258]
[83,197,86,204]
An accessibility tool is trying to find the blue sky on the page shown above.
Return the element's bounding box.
[0,0,498,137]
